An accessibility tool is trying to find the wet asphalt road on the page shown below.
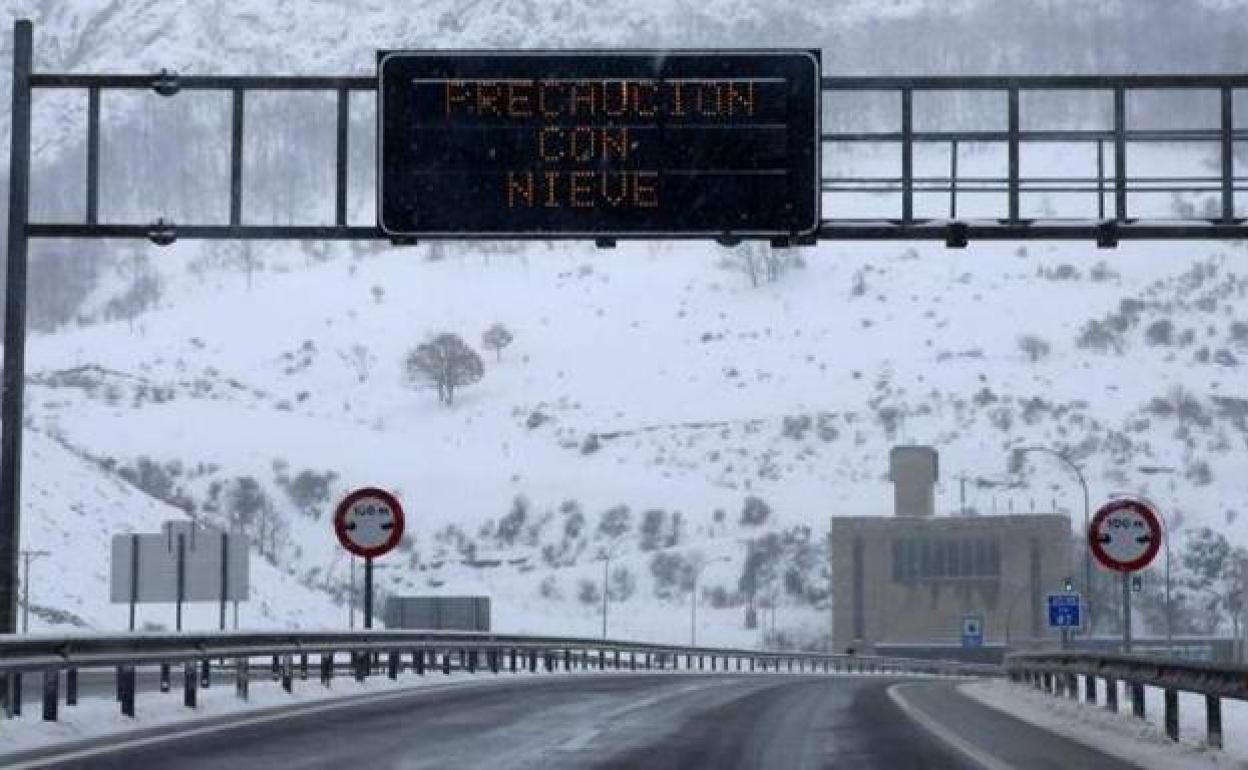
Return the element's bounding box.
[8,673,1143,770]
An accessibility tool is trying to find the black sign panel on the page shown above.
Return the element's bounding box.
[378,51,821,238]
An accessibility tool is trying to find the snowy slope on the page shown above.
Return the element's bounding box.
[17,428,344,632]
[2,0,1247,644]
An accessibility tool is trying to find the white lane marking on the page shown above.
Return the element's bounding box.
[887,682,1015,770]
[2,676,572,770]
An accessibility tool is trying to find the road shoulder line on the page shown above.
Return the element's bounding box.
[887,681,1015,770]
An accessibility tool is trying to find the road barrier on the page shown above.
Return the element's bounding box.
[0,630,999,722]
[1006,651,1248,750]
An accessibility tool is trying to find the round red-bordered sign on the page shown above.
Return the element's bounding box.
[333,487,405,559]
[1088,497,1162,573]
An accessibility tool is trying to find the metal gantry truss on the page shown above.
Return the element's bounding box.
[2,17,1247,631]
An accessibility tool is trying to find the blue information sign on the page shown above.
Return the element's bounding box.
[1047,593,1082,629]
[961,614,984,648]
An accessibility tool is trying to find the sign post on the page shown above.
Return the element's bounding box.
[1089,497,1162,654]
[333,488,405,630]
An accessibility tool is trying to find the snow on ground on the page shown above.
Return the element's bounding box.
[961,678,1248,769]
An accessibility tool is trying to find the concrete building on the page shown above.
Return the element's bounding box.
[831,447,1072,657]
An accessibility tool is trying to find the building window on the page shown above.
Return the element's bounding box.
[891,536,1001,582]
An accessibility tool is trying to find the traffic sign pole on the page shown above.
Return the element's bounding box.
[364,556,374,630]
[1122,572,1132,653]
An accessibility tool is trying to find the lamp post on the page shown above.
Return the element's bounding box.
[1016,447,1091,633]
[691,555,730,646]
[596,544,622,640]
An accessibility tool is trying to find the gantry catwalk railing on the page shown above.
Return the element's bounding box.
[0,629,1001,723]
[1006,651,1248,751]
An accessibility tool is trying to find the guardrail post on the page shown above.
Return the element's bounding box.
[321,652,334,686]
[282,655,294,692]
[646,653,652,670]
[443,651,452,676]
[236,657,249,701]
[1084,674,1096,704]
[1164,689,1178,741]
[1131,683,1145,719]
[750,657,756,672]
[1067,674,1078,700]
[1043,672,1053,693]
[160,662,171,693]
[788,658,794,673]
[629,652,636,671]
[42,669,57,721]
[1,673,13,718]
[564,649,571,671]
[511,649,519,673]
[201,658,212,689]
[738,657,744,672]
[272,655,281,682]
[1105,677,1117,712]
[354,652,367,682]
[300,653,309,681]
[388,651,400,680]
[1206,695,1223,749]
[183,661,197,708]
[698,655,704,671]
[469,650,478,674]
[66,667,77,706]
[119,665,135,717]
[613,650,620,670]
[543,651,552,672]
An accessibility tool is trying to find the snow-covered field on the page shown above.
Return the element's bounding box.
[962,679,1248,769]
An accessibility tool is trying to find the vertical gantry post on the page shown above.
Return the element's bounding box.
[1096,139,1106,220]
[86,87,100,224]
[949,138,958,220]
[336,86,350,227]
[230,88,245,229]
[1221,87,1234,223]
[1113,87,1127,221]
[1,19,34,636]
[1007,85,1020,224]
[900,87,913,225]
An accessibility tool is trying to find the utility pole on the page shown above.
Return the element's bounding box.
[19,549,48,633]
[601,553,609,639]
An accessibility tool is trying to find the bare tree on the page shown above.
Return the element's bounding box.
[404,333,484,405]
[482,323,515,362]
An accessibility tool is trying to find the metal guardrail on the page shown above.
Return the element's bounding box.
[1005,651,1248,750]
[0,630,1000,723]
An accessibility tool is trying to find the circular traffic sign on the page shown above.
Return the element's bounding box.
[1088,497,1162,573]
[333,487,405,559]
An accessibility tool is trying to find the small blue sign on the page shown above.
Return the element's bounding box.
[961,614,984,648]
[1047,593,1082,629]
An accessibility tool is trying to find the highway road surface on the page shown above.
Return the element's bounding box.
[7,674,1140,769]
